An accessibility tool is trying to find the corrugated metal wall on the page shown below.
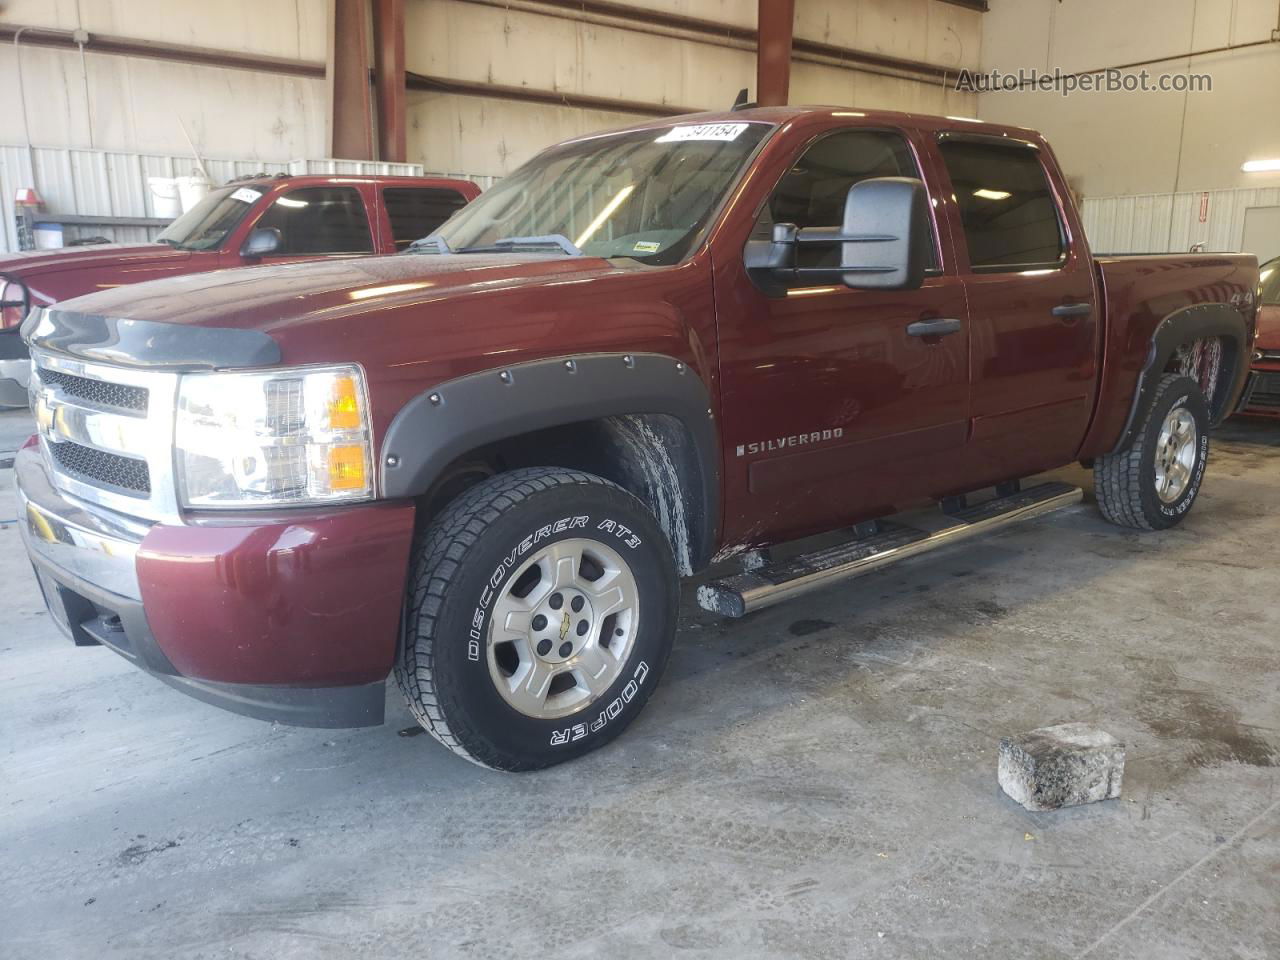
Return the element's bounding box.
[1083,187,1280,255]
[0,144,493,254]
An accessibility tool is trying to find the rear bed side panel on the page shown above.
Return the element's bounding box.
[1077,254,1258,459]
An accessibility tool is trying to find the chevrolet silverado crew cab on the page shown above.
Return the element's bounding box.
[15,107,1259,771]
[0,173,480,407]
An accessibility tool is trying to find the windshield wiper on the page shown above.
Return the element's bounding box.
[154,237,186,249]
[408,235,453,254]
[456,235,584,257]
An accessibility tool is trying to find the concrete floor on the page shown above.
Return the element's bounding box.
[1,406,1277,960]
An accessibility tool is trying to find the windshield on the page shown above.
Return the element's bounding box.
[430,121,773,264]
[155,184,265,251]
[1261,256,1280,306]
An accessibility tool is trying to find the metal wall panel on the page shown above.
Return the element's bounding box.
[1084,187,1280,257]
[0,145,494,254]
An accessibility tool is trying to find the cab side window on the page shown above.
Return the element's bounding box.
[754,130,936,268]
[254,187,374,255]
[383,187,470,250]
[938,141,1065,271]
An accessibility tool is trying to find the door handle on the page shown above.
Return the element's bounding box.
[1051,302,1093,318]
[906,318,962,338]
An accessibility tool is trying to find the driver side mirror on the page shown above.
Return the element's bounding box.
[1,275,31,330]
[241,227,282,259]
[745,177,931,294]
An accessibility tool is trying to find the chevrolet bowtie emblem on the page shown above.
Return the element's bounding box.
[559,610,571,641]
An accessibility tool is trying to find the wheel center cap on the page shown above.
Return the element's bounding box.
[532,589,594,663]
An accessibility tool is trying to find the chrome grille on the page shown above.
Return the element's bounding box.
[31,350,180,522]
[36,367,149,413]
[49,441,151,494]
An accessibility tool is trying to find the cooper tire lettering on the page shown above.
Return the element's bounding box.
[549,660,652,747]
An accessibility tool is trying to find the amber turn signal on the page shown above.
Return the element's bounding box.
[327,444,367,490]
[328,375,363,430]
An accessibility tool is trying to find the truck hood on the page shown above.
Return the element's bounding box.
[49,252,622,334]
[0,243,191,280]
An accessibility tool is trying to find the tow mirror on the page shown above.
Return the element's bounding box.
[1,275,31,331]
[241,227,282,258]
[745,177,930,294]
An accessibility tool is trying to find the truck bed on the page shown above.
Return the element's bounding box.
[1080,252,1258,458]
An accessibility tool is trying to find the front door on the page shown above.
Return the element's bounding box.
[228,184,377,266]
[715,127,971,548]
[934,136,1100,482]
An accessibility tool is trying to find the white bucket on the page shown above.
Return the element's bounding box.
[176,175,212,213]
[33,222,64,249]
[148,176,182,219]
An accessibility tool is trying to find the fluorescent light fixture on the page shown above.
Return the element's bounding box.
[275,196,309,208]
[1242,158,1280,173]
[974,188,1012,201]
[574,184,635,247]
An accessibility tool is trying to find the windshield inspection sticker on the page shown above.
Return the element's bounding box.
[230,187,263,204]
[655,122,750,143]
[633,241,661,253]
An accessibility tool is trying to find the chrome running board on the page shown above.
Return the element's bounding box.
[697,482,1083,618]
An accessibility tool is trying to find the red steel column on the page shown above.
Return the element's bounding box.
[756,0,795,107]
[331,0,374,160]
[372,0,407,163]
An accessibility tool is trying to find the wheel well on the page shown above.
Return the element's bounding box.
[1161,334,1236,421]
[415,414,710,576]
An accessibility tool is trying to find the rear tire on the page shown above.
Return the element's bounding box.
[1094,374,1210,530]
[395,467,678,771]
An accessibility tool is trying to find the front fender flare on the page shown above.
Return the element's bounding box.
[380,352,720,553]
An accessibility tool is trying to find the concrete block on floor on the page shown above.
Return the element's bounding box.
[998,722,1125,811]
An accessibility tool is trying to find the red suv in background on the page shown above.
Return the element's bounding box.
[0,174,480,406]
[1238,255,1280,416]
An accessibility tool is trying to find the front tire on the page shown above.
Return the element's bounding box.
[395,467,678,771]
[1094,374,1210,530]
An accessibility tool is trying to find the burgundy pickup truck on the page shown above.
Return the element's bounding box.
[0,173,480,406]
[14,107,1258,771]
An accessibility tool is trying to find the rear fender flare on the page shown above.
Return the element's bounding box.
[1110,303,1249,454]
[380,352,720,564]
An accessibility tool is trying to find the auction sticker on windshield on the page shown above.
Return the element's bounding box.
[655,123,750,143]
[231,187,263,204]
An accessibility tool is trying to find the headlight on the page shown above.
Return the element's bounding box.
[176,364,373,508]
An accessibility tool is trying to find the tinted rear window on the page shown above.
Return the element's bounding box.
[940,141,1065,271]
[384,188,470,251]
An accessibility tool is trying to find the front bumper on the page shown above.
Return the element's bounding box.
[1236,366,1280,417]
[15,446,416,727]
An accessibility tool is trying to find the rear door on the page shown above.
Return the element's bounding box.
[933,134,1100,482]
